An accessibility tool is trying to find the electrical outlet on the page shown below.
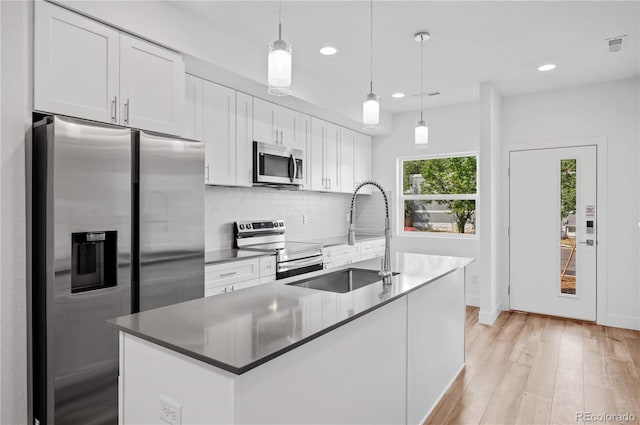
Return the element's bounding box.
[471,274,479,285]
[302,214,308,224]
[159,396,182,425]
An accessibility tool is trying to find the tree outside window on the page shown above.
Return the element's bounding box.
[401,155,478,235]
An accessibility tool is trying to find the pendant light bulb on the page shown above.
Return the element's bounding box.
[363,92,380,126]
[268,1,292,96]
[363,0,379,127]
[415,120,428,146]
[414,31,430,147]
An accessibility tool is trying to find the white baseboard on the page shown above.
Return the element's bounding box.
[478,301,503,325]
[465,295,480,307]
[416,364,465,425]
[604,313,640,331]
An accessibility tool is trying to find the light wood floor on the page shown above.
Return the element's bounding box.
[425,307,640,425]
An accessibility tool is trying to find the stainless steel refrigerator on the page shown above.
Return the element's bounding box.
[30,115,204,425]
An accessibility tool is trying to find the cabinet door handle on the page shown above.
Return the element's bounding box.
[111,96,117,123]
[280,129,284,145]
[220,271,237,277]
[274,129,279,144]
[205,164,210,183]
[124,98,130,125]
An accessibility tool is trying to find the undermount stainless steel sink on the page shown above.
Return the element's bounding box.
[287,268,400,294]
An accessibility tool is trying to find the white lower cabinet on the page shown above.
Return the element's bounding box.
[205,255,276,297]
[323,238,385,270]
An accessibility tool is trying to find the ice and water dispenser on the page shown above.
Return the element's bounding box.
[71,231,118,293]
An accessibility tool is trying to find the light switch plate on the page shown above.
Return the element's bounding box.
[159,396,182,425]
[303,214,308,224]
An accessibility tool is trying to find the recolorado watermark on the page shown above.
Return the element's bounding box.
[576,412,637,423]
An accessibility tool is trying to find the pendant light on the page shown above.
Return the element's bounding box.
[268,0,292,96]
[414,31,430,147]
[362,0,379,127]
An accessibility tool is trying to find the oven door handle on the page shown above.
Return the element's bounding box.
[277,256,323,273]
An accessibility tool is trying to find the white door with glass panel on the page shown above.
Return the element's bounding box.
[510,146,597,321]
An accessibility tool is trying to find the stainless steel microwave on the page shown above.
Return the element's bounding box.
[253,141,304,186]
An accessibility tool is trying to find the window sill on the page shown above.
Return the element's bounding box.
[397,230,479,240]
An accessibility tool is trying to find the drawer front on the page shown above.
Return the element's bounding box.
[205,258,259,289]
[324,243,360,261]
[324,258,351,270]
[360,241,376,255]
[205,278,260,297]
[259,255,276,278]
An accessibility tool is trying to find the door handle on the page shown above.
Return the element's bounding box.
[124,98,130,125]
[111,96,117,123]
[579,240,595,246]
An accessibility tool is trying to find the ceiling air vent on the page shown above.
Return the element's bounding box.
[606,36,627,53]
[414,91,441,98]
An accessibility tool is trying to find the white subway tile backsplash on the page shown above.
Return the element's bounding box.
[205,186,392,251]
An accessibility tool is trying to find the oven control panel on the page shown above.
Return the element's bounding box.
[235,219,286,235]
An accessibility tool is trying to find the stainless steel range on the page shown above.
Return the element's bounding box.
[235,219,323,279]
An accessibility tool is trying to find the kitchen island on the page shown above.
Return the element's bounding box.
[110,253,473,425]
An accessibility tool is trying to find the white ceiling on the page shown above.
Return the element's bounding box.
[172,1,639,119]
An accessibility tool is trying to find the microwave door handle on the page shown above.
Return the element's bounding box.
[288,154,296,182]
[291,153,298,182]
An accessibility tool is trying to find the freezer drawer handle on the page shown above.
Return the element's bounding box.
[219,271,237,277]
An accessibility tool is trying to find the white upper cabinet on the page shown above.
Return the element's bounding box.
[296,113,311,189]
[34,1,120,124]
[253,98,298,147]
[310,118,325,191]
[203,80,236,186]
[253,97,276,145]
[34,1,185,136]
[354,132,373,195]
[119,34,185,135]
[236,92,254,187]
[310,117,340,192]
[184,74,203,140]
[339,128,355,194]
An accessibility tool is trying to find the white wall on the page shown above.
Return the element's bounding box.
[502,77,640,330]
[478,83,503,323]
[0,1,31,424]
[372,102,481,306]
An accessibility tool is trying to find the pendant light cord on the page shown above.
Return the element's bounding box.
[370,0,373,93]
[278,0,282,40]
[420,35,424,121]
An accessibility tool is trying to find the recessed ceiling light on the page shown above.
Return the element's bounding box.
[538,64,556,72]
[319,46,337,55]
[392,92,405,98]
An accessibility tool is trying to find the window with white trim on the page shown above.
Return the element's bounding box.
[400,154,478,236]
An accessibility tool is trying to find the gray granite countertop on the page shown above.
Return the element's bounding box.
[109,253,473,375]
[205,249,272,265]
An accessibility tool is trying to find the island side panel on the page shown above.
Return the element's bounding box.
[120,333,236,424]
[235,298,408,425]
[407,268,466,425]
